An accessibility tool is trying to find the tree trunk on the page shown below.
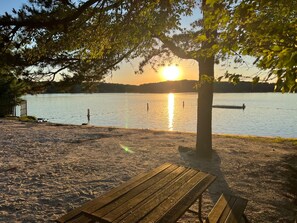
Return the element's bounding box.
[0,97,14,117]
[196,56,214,158]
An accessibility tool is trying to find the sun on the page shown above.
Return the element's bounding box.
[162,65,180,81]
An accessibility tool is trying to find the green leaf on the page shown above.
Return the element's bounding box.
[206,0,218,7]
[195,34,207,42]
[271,45,281,52]
[217,76,223,82]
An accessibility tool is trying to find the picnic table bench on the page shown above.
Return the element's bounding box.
[204,194,248,223]
[57,163,216,223]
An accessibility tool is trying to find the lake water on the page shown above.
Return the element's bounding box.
[22,93,297,138]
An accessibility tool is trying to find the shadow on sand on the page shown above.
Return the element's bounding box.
[178,146,233,204]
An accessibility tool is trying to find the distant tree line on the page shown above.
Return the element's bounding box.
[42,80,276,94]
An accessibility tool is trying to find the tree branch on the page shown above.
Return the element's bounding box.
[98,44,140,76]
[49,64,71,82]
[0,0,124,29]
[156,34,194,60]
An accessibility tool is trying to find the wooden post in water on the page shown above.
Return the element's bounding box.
[147,103,149,111]
[87,109,90,124]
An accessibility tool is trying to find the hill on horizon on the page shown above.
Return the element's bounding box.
[44,79,275,93]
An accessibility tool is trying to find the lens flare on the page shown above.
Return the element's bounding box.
[120,144,134,153]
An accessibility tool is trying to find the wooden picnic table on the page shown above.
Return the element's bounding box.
[57,163,216,223]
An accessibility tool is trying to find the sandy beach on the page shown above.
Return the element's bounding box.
[0,119,296,222]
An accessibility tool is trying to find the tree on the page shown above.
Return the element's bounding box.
[140,0,296,156]
[0,73,28,117]
[0,43,29,116]
[140,0,232,157]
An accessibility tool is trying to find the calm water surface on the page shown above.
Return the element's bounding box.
[23,93,297,138]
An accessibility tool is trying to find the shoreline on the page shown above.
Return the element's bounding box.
[5,116,297,140]
[0,119,296,222]
[56,122,297,140]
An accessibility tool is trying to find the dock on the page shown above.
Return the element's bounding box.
[212,104,246,110]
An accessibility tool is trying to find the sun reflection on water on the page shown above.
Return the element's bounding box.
[168,93,174,131]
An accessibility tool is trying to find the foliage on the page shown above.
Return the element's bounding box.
[2,1,294,90]
[229,0,297,92]
[0,0,193,84]
[0,72,28,102]
[0,71,28,116]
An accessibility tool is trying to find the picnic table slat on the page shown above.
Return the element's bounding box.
[112,169,198,223]
[206,194,230,223]
[225,196,248,223]
[84,164,181,218]
[91,166,190,222]
[57,163,172,223]
[144,174,216,223]
[218,196,237,222]
[121,169,201,223]
[66,215,94,223]
[204,194,248,223]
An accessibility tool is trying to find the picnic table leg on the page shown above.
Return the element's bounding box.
[185,195,203,222]
[198,195,203,223]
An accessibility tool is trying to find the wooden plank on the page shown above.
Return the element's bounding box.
[205,194,231,223]
[66,214,94,223]
[83,164,179,215]
[225,197,248,223]
[204,194,248,223]
[148,174,217,223]
[218,196,237,222]
[114,169,199,223]
[83,164,180,218]
[56,163,172,223]
[118,170,206,223]
[90,166,189,222]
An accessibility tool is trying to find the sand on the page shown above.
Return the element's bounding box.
[0,119,296,222]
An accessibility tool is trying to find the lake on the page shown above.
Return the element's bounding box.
[22,93,297,138]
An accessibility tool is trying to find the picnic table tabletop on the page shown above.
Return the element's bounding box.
[57,163,216,223]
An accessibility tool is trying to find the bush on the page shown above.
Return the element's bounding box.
[0,74,29,117]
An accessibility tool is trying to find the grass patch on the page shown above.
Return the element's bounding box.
[272,137,297,145]
[19,116,37,122]
[216,133,297,145]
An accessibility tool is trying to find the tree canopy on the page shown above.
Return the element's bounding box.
[0,0,193,84]
[231,0,297,92]
[1,0,295,91]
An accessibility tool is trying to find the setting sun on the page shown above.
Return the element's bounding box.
[162,65,180,81]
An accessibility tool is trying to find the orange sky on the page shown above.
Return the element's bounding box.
[105,56,262,85]
[104,59,198,85]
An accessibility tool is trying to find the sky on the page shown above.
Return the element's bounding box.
[0,1,262,85]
